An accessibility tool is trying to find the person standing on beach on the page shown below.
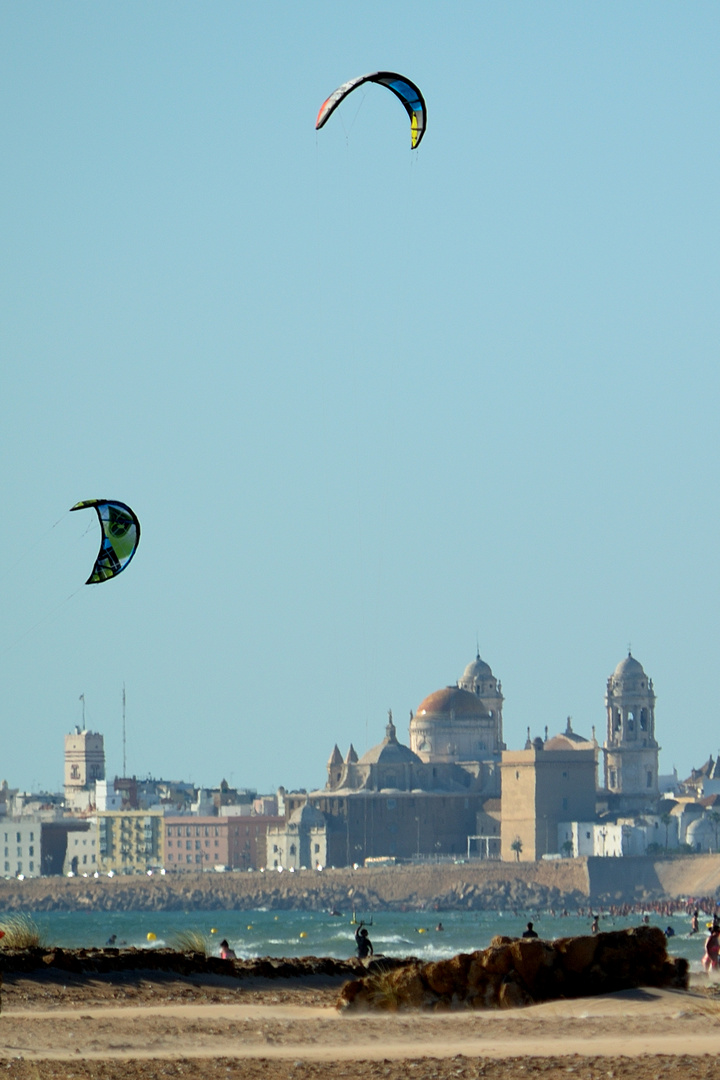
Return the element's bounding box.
[591,915,599,934]
[702,926,720,972]
[355,925,373,960]
[522,922,538,939]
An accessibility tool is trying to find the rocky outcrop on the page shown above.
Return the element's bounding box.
[337,926,689,1011]
[0,946,412,983]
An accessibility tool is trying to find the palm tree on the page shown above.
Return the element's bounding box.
[511,837,523,862]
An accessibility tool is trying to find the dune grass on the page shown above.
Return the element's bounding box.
[168,927,210,955]
[0,913,48,949]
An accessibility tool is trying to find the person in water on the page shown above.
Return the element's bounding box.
[522,922,538,939]
[591,915,599,934]
[355,924,373,959]
[691,910,700,934]
[219,939,237,960]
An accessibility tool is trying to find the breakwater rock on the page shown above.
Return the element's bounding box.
[338,926,689,1011]
[0,862,590,914]
[0,945,410,984]
[4,853,719,913]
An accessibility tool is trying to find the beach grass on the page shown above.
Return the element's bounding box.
[168,927,210,955]
[0,913,48,948]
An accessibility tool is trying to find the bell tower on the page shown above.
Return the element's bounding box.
[603,652,659,809]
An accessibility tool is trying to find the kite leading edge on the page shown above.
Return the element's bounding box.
[315,71,427,149]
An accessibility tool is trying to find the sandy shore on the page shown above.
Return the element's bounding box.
[1,970,720,1080]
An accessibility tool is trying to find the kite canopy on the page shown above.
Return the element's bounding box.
[315,71,427,149]
[70,499,141,584]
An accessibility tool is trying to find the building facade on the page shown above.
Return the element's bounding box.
[96,811,164,874]
[164,817,228,870]
[500,738,597,861]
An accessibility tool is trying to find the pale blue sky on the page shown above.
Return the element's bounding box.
[2,2,720,794]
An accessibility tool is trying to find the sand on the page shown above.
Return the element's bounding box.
[1,971,720,1080]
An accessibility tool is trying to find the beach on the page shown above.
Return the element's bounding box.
[2,966,720,1080]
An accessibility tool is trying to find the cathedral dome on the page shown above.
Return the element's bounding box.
[462,656,492,682]
[415,686,490,719]
[613,653,645,680]
[358,715,422,766]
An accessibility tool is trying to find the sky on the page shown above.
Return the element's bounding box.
[2,2,720,796]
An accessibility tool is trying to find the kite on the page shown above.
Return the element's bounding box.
[315,72,427,149]
[70,499,141,584]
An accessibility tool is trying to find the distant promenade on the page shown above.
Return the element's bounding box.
[0,855,718,913]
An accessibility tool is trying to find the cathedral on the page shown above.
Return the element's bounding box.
[274,649,663,868]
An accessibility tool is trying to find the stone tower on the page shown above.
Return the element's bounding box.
[64,727,106,810]
[603,652,659,808]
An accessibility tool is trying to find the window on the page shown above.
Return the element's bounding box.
[562,798,568,811]
[609,769,617,788]
[314,844,320,854]
[647,771,653,788]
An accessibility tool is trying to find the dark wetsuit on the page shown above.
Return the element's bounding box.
[355,927,373,959]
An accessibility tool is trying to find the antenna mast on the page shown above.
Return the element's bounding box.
[122,683,127,778]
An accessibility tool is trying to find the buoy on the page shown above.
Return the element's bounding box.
[299,931,308,938]
[274,915,279,921]
[417,928,426,934]
[247,925,253,930]
[210,928,218,934]
[146,932,157,942]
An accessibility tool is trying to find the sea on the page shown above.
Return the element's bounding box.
[21,907,710,970]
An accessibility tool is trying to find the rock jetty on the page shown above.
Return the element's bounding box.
[338,925,689,1011]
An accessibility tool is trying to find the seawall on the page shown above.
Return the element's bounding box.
[0,855,716,913]
[0,861,589,913]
